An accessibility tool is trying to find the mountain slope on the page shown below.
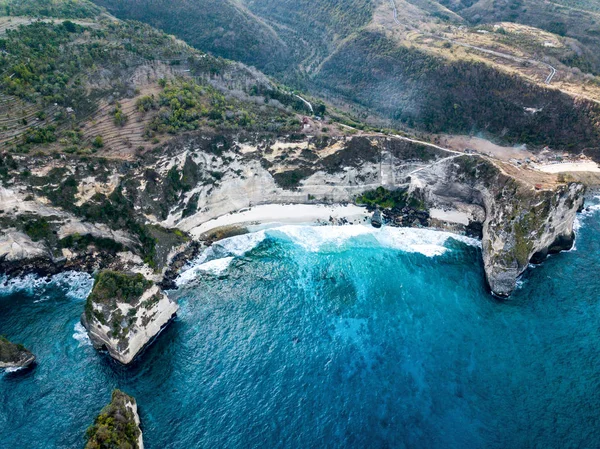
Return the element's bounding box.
[89,0,600,154]
[91,0,293,74]
[0,0,104,18]
[313,29,600,156]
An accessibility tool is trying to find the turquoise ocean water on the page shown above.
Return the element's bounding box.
[1,203,600,448]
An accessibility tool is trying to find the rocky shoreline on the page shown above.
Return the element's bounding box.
[0,134,591,369]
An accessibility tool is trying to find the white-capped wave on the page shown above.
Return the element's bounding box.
[73,322,92,347]
[269,225,480,256]
[176,256,235,285]
[212,231,267,257]
[573,197,600,234]
[0,271,93,300]
[176,224,480,286]
[176,231,267,286]
[269,225,373,252]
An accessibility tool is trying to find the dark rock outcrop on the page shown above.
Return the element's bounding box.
[371,209,382,228]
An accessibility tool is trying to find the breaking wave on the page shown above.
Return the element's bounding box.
[269,225,480,256]
[574,196,600,232]
[176,225,480,286]
[0,271,93,300]
[72,322,92,347]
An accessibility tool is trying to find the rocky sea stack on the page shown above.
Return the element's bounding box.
[85,389,143,449]
[82,271,178,365]
[0,336,35,370]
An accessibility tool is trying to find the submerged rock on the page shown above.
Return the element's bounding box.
[85,389,143,449]
[82,270,178,365]
[0,336,35,370]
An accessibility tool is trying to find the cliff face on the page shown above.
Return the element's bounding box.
[82,271,178,364]
[483,179,583,297]
[0,134,587,299]
[412,156,585,297]
[85,389,144,449]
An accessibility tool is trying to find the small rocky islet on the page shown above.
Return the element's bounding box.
[0,335,35,370]
[85,389,143,449]
[82,270,178,365]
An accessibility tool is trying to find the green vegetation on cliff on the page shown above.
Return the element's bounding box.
[356,186,425,210]
[0,335,32,364]
[87,271,151,310]
[85,389,141,449]
[85,271,164,346]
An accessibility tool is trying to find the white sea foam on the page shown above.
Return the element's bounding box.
[73,322,92,347]
[212,231,267,257]
[0,271,93,300]
[176,231,267,286]
[573,197,600,235]
[269,225,373,252]
[176,257,235,285]
[270,225,480,256]
[4,366,24,373]
[197,257,235,274]
[176,225,480,286]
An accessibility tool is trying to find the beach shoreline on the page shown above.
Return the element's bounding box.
[188,203,373,239]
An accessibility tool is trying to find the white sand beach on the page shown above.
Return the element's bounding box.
[534,161,600,173]
[189,204,372,239]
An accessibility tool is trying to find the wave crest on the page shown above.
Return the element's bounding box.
[269,225,480,257]
[0,271,93,300]
[176,225,480,286]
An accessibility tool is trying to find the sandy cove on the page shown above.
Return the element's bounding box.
[188,204,373,239]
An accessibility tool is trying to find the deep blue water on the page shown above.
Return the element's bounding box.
[1,208,600,448]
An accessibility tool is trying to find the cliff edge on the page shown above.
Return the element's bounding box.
[412,155,585,297]
[82,271,178,364]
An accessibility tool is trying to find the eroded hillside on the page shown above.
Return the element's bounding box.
[89,0,600,156]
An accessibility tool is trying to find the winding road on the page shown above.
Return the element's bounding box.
[294,94,314,114]
[389,0,557,85]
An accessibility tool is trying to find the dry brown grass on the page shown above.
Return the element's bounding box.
[372,0,600,102]
[0,93,62,147]
[81,84,164,159]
